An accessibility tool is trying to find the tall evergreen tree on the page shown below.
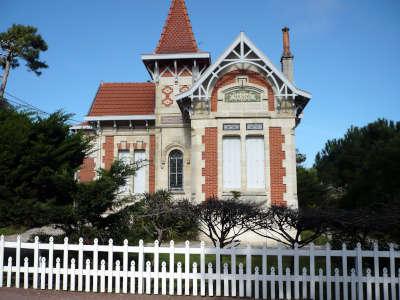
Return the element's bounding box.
[0,24,48,99]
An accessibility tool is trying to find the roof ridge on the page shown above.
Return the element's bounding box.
[155,0,199,54]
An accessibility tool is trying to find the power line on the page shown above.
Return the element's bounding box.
[4,91,82,124]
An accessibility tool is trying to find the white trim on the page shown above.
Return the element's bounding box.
[141,52,210,61]
[176,32,311,101]
[84,115,156,122]
[70,125,93,130]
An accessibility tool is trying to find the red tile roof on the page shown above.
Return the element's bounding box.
[155,0,199,54]
[88,82,155,116]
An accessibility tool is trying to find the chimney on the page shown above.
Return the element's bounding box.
[281,27,294,82]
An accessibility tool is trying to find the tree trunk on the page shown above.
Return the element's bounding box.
[0,57,11,101]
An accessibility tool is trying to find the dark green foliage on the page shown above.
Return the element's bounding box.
[0,107,89,227]
[296,151,330,209]
[315,119,400,209]
[0,24,48,74]
[61,160,137,244]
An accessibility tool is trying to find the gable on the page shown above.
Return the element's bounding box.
[176,32,311,119]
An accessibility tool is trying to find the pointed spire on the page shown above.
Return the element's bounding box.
[155,0,199,54]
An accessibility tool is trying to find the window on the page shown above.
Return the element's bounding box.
[118,150,131,194]
[246,137,265,189]
[223,137,241,190]
[134,150,146,194]
[169,150,183,190]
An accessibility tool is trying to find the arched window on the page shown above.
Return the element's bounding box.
[169,150,183,190]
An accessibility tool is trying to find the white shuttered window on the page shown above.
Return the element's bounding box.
[246,137,265,189]
[118,150,131,194]
[223,137,241,190]
[134,150,146,194]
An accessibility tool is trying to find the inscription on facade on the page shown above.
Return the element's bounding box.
[223,123,240,131]
[247,123,264,130]
[161,116,183,125]
[224,87,262,103]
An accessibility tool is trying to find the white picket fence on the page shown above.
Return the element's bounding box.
[1,235,400,300]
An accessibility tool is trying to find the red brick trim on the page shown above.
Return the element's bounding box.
[269,127,287,206]
[202,127,218,199]
[102,136,114,170]
[211,70,275,112]
[149,135,156,193]
[133,142,147,150]
[79,157,96,183]
[117,141,131,151]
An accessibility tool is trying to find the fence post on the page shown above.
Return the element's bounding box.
[130,260,136,294]
[55,257,60,291]
[239,263,244,298]
[246,244,252,298]
[271,267,276,300]
[145,261,151,294]
[326,243,332,300]
[350,268,356,300]
[277,245,284,300]
[100,259,106,293]
[122,239,129,294]
[115,260,121,294]
[231,244,237,297]
[389,243,396,300]
[356,243,363,300]
[255,266,260,300]
[223,263,229,296]
[262,245,267,299]
[154,240,160,295]
[0,235,4,287]
[169,240,175,295]
[138,239,144,294]
[382,268,388,300]
[342,243,348,300]
[85,259,91,292]
[6,257,12,287]
[318,268,323,300]
[33,236,39,289]
[24,257,29,289]
[93,238,99,293]
[70,258,76,291]
[78,238,83,292]
[161,261,167,295]
[177,262,182,296]
[310,243,315,300]
[216,241,221,296]
[372,243,380,300]
[294,243,299,300]
[200,241,206,296]
[193,262,198,296]
[302,267,307,299]
[15,235,21,288]
[366,268,372,300]
[40,257,46,289]
[107,239,113,293]
[286,267,292,300]
[334,268,340,300]
[62,237,68,291]
[48,237,54,290]
[208,262,214,296]
[184,241,190,295]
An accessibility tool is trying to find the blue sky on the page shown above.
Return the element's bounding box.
[1,0,399,166]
